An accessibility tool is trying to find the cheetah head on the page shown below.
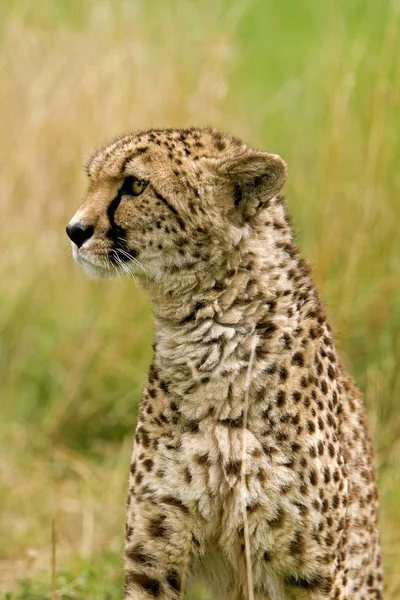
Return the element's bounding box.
[66,127,287,281]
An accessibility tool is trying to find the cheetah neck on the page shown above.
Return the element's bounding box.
[145,204,323,417]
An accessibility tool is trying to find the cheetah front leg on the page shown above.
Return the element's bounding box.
[124,491,194,600]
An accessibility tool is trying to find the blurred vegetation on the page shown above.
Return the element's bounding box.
[1,0,399,598]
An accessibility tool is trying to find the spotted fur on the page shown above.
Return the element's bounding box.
[67,127,383,599]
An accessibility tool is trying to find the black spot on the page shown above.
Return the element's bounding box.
[268,506,285,528]
[219,414,243,428]
[159,380,169,392]
[276,390,286,407]
[300,376,309,388]
[247,501,261,513]
[125,572,161,597]
[179,309,197,325]
[196,453,210,465]
[148,515,167,538]
[293,391,302,403]
[279,366,288,382]
[292,352,304,367]
[176,216,186,230]
[233,184,242,207]
[316,360,323,376]
[166,570,181,592]
[307,420,316,434]
[185,419,200,433]
[126,543,154,566]
[257,321,278,337]
[140,428,150,448]
[293,502,308,516]
[265,362,278,375]
[225,459,242,476]
[285,574,332,594]
[213,133,226,151]
[289,531,305,555]
[321,499,329,513]
[282,332,292,349]
[328,364,335,380]
[160,495,189,513]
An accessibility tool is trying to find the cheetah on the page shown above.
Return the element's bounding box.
[66,127,383,600]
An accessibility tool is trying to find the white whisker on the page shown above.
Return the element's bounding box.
[113,253,139,287]
[115,239,149,285]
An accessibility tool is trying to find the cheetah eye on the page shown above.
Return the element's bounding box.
[131,178,148,196]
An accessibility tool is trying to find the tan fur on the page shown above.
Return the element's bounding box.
[67,127,383,599]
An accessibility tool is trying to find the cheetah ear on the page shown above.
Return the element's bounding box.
[205,151,287,216]
[221,152,286,195]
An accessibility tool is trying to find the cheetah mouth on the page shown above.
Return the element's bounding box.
[72,244,147,280]
[79,256,118,279]
[73,247,117,279]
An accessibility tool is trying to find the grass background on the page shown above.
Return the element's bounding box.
[1,0,399,598]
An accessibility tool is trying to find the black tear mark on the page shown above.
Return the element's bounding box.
[107,176,137,261]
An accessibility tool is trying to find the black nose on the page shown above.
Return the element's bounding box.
[66,222,94,248]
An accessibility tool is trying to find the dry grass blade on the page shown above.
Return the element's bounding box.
[51,519,58,600]
[240,334,257,600]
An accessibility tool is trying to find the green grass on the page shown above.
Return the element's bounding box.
[3,555,122,600]
[1,0,400,597]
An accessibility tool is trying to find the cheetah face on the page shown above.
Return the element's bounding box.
[66,128,286,280]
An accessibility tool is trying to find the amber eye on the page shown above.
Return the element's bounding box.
[131,179,148,196]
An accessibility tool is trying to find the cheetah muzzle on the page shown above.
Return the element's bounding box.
[67,127,383,600]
